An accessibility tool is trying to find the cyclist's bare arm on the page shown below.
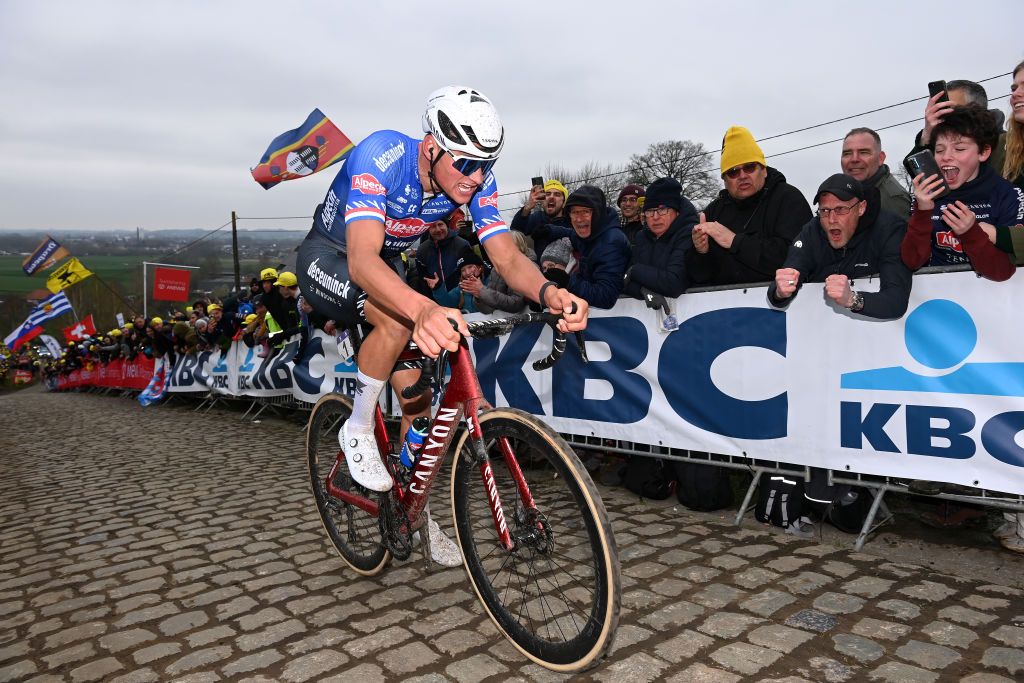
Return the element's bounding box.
[484,231,589,333]
[346,219,466,356]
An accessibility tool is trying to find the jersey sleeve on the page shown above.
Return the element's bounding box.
[342,132,398,226]
[467,172,508,245]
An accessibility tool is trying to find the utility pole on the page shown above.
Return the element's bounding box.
[231,210,241,294]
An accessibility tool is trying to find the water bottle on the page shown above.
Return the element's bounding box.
[399,416,431,468]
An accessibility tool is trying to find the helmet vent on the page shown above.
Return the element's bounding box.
[436,110,466,145]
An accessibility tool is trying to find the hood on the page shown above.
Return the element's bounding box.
[564,185,619,241]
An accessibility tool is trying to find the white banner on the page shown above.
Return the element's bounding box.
[156,270,1024,495]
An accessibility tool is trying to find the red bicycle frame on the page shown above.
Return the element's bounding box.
[323,335,530,551]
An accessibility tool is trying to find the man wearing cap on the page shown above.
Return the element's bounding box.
[623,177,698,304]
[687,126,812,287]
[617,183,646,244]
[415,213,471,300]
[768,173,911,319]
[840,127,911,218]
[512,179,571,266]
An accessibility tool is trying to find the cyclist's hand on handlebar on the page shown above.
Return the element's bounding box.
[544,287,588,333]
[413,304,467,358]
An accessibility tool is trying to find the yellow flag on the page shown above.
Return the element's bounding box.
[46,257,93,293]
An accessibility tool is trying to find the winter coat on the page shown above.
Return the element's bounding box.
[415,228,470,293]
[476,247,535,314]
[768,186,912,320]
[686,166,812,286]
[623,202,698,299]
[544,186,631,309]
[863,164,911,219]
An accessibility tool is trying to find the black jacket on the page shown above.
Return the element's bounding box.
[511,209,572,266]
[767,186,912,320]
[686,166,812,286]
[624,201,698,299]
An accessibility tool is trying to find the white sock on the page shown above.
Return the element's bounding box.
[348,369,386,431]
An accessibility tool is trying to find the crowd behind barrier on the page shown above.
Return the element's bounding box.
[31,65,1024,553]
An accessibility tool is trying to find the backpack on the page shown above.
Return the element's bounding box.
[672,462,735,511]
[755,473,805,529]
[622,457,674,500]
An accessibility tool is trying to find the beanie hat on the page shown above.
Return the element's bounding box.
[543,179,568,201]
[456,246,484,271]
[644,178,683,212]
[540,237,573,267]
[616,184,645,206]
[150,317,163,326]
[720,126,766,175]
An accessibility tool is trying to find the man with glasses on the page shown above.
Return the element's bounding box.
[687,126,812,287]
[623,177,698,304]
[294,87,587,523]
[555,185,631,309]
[768,174,911,319]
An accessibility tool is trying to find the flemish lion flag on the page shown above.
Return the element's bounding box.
[46,257,93,293]
[251,109,354,189]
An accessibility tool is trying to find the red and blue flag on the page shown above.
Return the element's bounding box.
[251,109,354,189]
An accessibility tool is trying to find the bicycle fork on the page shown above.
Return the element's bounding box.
[465,411,537,552]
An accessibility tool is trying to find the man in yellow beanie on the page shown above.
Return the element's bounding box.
[511,177,572,266]
[686,125,812,286]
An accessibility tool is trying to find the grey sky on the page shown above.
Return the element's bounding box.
[1,0,1021,231]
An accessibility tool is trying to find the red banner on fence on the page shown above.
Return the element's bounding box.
[55,356,154,391]
[152,267,191,302]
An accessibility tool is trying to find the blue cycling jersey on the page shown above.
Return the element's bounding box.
[313,130,507,258]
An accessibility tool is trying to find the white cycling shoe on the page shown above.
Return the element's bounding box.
[413,517,463,568]
[340,422,393,492]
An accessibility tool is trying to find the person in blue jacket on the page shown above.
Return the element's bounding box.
[544,185,631,309]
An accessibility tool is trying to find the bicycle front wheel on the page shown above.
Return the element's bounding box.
[306,393,390,576]
[450,408,620,672]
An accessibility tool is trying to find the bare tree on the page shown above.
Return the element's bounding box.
[894,165,914,194]
[543,161,626,204]
[626,140,721,208]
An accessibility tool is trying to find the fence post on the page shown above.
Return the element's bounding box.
[231,211,241,294]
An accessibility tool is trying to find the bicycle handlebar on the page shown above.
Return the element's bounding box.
[400,308,587,399]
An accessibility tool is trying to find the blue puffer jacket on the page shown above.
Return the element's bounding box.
[545,185,630,309]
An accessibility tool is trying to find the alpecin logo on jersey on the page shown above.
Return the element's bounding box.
[936,230,963,253]
[385,216,429,238]
[478,191,499,209]
[351,173,386,196]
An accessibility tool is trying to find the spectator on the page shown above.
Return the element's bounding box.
[770,173,911,319]
[687,126,812,286]
[511,179,570,265]
[617,183,646,244]
[415,215,471,299]
[469,231,534,314]
[841,128,911,218]
[556,185,631,309]
[1004,61,1024,193]
[901,105,1019,282]
[623,177,698,305]
[911,79,1007,175]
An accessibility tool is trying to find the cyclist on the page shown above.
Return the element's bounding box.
[296,86,588,562]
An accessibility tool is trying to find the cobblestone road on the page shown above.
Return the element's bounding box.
[2,388,1023,682]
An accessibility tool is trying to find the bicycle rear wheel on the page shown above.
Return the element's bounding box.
[307,393,390,575]
[450,408,619,672]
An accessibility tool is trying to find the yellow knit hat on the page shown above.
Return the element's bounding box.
[543,179,568,201]
[720,126,766,175]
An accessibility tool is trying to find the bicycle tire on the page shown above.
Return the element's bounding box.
[450,407,620,672]
[306,393,390,576]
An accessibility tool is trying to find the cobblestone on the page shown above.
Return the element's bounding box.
[3,390,1024,682]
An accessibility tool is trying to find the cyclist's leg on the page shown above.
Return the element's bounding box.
[297,232,394,491]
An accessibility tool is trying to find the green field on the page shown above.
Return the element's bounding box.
[0,255,141,296]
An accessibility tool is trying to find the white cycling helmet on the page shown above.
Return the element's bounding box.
[422,86,504,168]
